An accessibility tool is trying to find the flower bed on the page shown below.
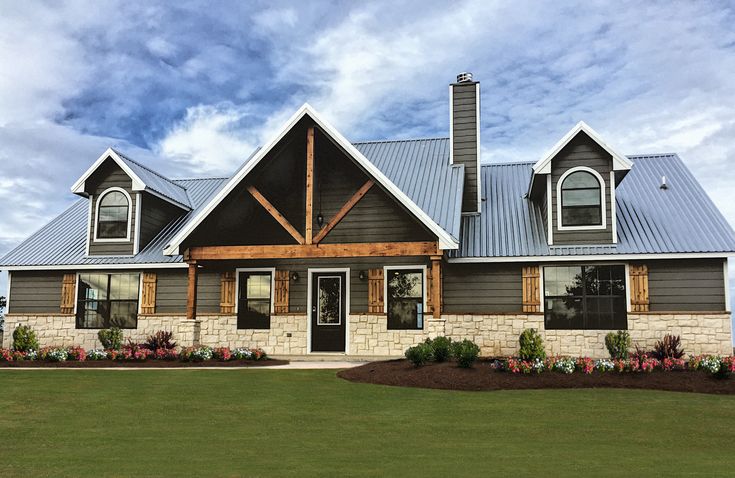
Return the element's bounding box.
[0,345,284,367]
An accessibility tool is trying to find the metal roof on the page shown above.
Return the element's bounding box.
[354,138,463,240]
[112,149,192,209]
[451,154,735,258]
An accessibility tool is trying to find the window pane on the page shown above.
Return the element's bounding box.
[246,274,271,300]
[109,301,138,328]
[387,270,422,299]
[110,274,139,300]
[544,266,582,296]
[98,206,128,222]
[100,191,128,207]
[562,171,599,189]
[388,298,421,329]
[387,269,423,330]
[97,192,129,239]
[545,297,584,329]
[318,276,341,325]
[562,189,600,206]
[562,206,601,226]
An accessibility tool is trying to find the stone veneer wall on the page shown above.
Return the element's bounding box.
[4,312,732,358]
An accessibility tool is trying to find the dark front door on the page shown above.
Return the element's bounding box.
[311,271,347,352]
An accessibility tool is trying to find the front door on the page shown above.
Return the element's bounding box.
[310,271,347,352]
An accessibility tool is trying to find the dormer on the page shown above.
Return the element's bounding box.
[71,148,191,256]
[528,122,632,246]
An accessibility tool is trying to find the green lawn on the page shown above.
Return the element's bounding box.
[0,370,733,477]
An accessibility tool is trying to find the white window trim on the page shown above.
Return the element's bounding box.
[316,275,343,326]
[546,175,554,245]
[541,262,631,317]
[133,192,142,254]
[93,187,133,243]
[724,259,731,312]
[234,268,276,314]
[5,271,12,315]
[610,170,618,244]
[383,265,428,328]
[556,166,607,231]
[85,194,93,255]
[306,268,350,354]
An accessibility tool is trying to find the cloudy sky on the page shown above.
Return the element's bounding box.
[1,0,734,322]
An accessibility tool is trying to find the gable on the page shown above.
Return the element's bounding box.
[87,158,136,256]
[165,104,457,255]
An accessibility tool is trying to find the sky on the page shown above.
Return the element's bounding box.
[1,0,734,324]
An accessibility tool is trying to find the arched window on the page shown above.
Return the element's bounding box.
[560,170,602,227]
[96,189,130,239]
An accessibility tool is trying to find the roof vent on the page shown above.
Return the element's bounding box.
[456,72,473,83]
[660,175,668,190]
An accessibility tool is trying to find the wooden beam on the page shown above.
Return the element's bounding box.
[313,179,374,244]
[246,185,305,244]
[186,262,198,321]
[430,256,442,319]
[187,241,441,261]
[305,126,315,244]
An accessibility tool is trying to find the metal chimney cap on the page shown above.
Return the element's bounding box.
[456,72,473,83]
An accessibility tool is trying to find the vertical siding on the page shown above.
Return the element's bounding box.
[443,263,523,313]
[648,259,726,311]
[451,82,479,213]
[87,158,136,256]
[154,269,220,314]
[550,132,614,245]
[8,271,65,313]
[139,193,184,251]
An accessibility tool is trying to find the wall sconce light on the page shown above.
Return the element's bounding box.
[316,212,324,227]
[291,272,300,282]
[358,270,366,281]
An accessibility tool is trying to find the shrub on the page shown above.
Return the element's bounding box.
[451,339,480,368]
[427,336,452,363]
[604,331,631,360]
[518,329,545,361]
[144,331,176,351]
[98,328,123,350]
[652,334,684,360]
[12,325,38,352]
[405,342,433,367]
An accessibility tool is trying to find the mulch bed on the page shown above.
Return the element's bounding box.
[337,359,735,395]
[0,359,288,368]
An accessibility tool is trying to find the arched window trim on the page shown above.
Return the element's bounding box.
[94,187,133,242]
[556,166,607,231]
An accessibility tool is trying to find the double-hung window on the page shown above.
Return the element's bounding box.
[386,268,424,330]
[560,170,603,227]
[76,273,140,329]
[237,271,273,329]
[544,265,627,330]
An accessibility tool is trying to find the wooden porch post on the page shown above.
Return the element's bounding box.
[305,126,315,244]
[430,255,442,319]
[186,262,198,321]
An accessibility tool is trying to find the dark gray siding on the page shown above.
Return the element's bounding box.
[139,192,184,251]
[451,82,479,213]
[86,158,136,256]
[154,269,220,314]
[8,271,64,313]
[443,263,523,313]
[550,132,614,245]
[648,259,726,312]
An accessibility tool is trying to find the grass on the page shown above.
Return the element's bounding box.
[0,370,734,477]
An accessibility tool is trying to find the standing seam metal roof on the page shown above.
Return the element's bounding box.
[112,149,192,208]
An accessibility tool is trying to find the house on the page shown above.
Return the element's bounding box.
[2,73,734,358]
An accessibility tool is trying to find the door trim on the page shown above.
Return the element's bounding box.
[307,268,350,354]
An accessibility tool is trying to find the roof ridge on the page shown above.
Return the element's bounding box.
[626,152,678,159]
[172,177,230,182]
[111,148,187,192]
[482,160,536,167]
[352,136,450,145]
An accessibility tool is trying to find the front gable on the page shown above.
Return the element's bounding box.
[166,104,457,256]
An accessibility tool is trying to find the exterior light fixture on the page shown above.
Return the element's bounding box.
[316,212,324,227]
[291,272,299,282]
[358,271,366,281]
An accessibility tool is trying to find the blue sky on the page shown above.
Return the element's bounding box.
[1,1,735,325]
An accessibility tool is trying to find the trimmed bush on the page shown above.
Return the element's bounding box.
[427,336,452,363]
[652,334,684,360]
[518,329,545,361]
[451,339,480,368]
[12,325,38,352]
[405,342,433,367]
[98,327,123,350]
[604,331,631,360]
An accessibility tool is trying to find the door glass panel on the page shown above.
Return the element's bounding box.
[317,276,341,325]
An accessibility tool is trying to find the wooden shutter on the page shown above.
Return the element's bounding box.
[274,270,290,314]
[220,271,236,314]
[60,273,76,314]
[522,266,541,313]
[368,268,384,313]
[629,264,649,312]
[140,272,157,314]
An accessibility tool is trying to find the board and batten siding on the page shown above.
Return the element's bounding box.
[8,271,65,313]
[86,158,136,256]
[648,259,727,312]
[451,81,479,213]
[155,269,221,314]
[138,193,184,251]
[442,263,523,313]
[550,132,614,245]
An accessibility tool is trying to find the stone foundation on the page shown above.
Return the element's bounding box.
[3,312,732,358]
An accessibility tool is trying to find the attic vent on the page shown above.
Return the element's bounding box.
[660,175,668,190]
[456,72,473,83]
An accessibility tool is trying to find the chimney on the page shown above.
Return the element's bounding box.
[450,72,480,214]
